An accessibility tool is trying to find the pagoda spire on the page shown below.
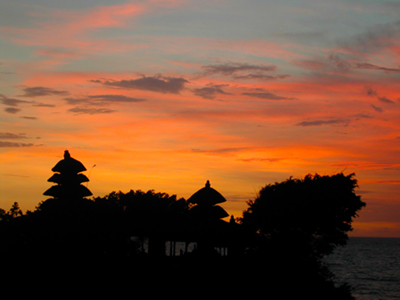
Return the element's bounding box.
[43,150,92,200]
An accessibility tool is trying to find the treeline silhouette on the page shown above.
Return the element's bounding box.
[0,152,366,298]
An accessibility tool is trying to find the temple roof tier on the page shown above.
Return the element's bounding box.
[187,180,226,206]
[51,150,87,174]
[188,204,229,220]
[43,184,93,198]
[47,173,89,184]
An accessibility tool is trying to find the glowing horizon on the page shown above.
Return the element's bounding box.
[1,0,400,237]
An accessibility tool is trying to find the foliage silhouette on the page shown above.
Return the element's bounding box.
[0,171,365,298]
[0,189,189,262]
[241,173,365,259]
[239,173,365,299]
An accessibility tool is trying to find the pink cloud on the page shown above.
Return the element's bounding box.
[1,2,145,52]
[55,3,143,30]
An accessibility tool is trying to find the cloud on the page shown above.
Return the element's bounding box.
[354,113,373,120]
[232,74,290,80]
[5,107,21,114]
[191,147,248,155]
[92,75,188,94]
[378,96,395,104]
[238,158,283,163]
[3,174,30,178]
[328,54,352,72]
[298,53,400,76]
[200,62,289,81]
[65,94,146,114]
[366,87,378,97]
[68,107,116,115]
[193,84,231,99]
[291,53,353,73]
[21,116,38,120]
[19,86,69,97]
[36,47,83,59]
[242,92,295,100]
[0,94,31,107]
[365,86,396,106]
[0,132,27,139]
[296,119,349,127]
[1,93,54,113]
[64,94,145,106]
[0,141,34,147]
[355,63,400,73]
[371,104,383,113]
[202,63,277,76]
[32,102,56,107]
[338,20,400,54]
[274,30,326,43]
[1,3,145,52]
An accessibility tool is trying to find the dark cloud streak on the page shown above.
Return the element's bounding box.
[0,94,31,107]
[202,63,277,76]
[378,96,395,104]
[68,107,116,115]
[32,102,56,107]
[65,94,145,106]
[92,75,188,94]
[238,158,283,163]
[242,92,295,100]
[19,86,69,97]
[21,116,38,120]
[338,20,400,54]
[371,104,383,113]
[193,84,231,100]
[0,141,34,147]
[201,62,289,81]
[0,132,27,139]
[233,74,290,80]
[355,63,400,73]
[296,119,349,127]
[5,107,21,114]
[191,147,248,155]
[365,86,396,107]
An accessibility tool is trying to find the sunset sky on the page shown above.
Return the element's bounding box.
[1,0,400,237]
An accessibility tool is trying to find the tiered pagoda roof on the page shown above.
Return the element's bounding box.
[43,150,92,199]
[187,180,229,220]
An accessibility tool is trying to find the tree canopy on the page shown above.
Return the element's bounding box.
[0,173,365,298]
[241,173,366,259]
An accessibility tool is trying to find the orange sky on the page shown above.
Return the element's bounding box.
[1,0,400,237]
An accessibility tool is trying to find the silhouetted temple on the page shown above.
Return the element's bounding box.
[43,150,92,200]
[147,181,244,257]
[186,180,236,255]
[187,180,229,220]
[42,152,244,258]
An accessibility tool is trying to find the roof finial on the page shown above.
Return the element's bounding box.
[205,180,210,188]
[64,150,71,159]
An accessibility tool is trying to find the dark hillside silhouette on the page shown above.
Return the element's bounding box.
[0,151,364,298]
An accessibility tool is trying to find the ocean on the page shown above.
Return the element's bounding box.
[325,237,400,300]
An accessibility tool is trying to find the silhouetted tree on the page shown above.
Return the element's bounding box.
[94,189,188,256]
[241,173,365,259]
[239,173,365,299]
[8,202,23,219]
[0,208,5,222]
[0,202,23,222]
